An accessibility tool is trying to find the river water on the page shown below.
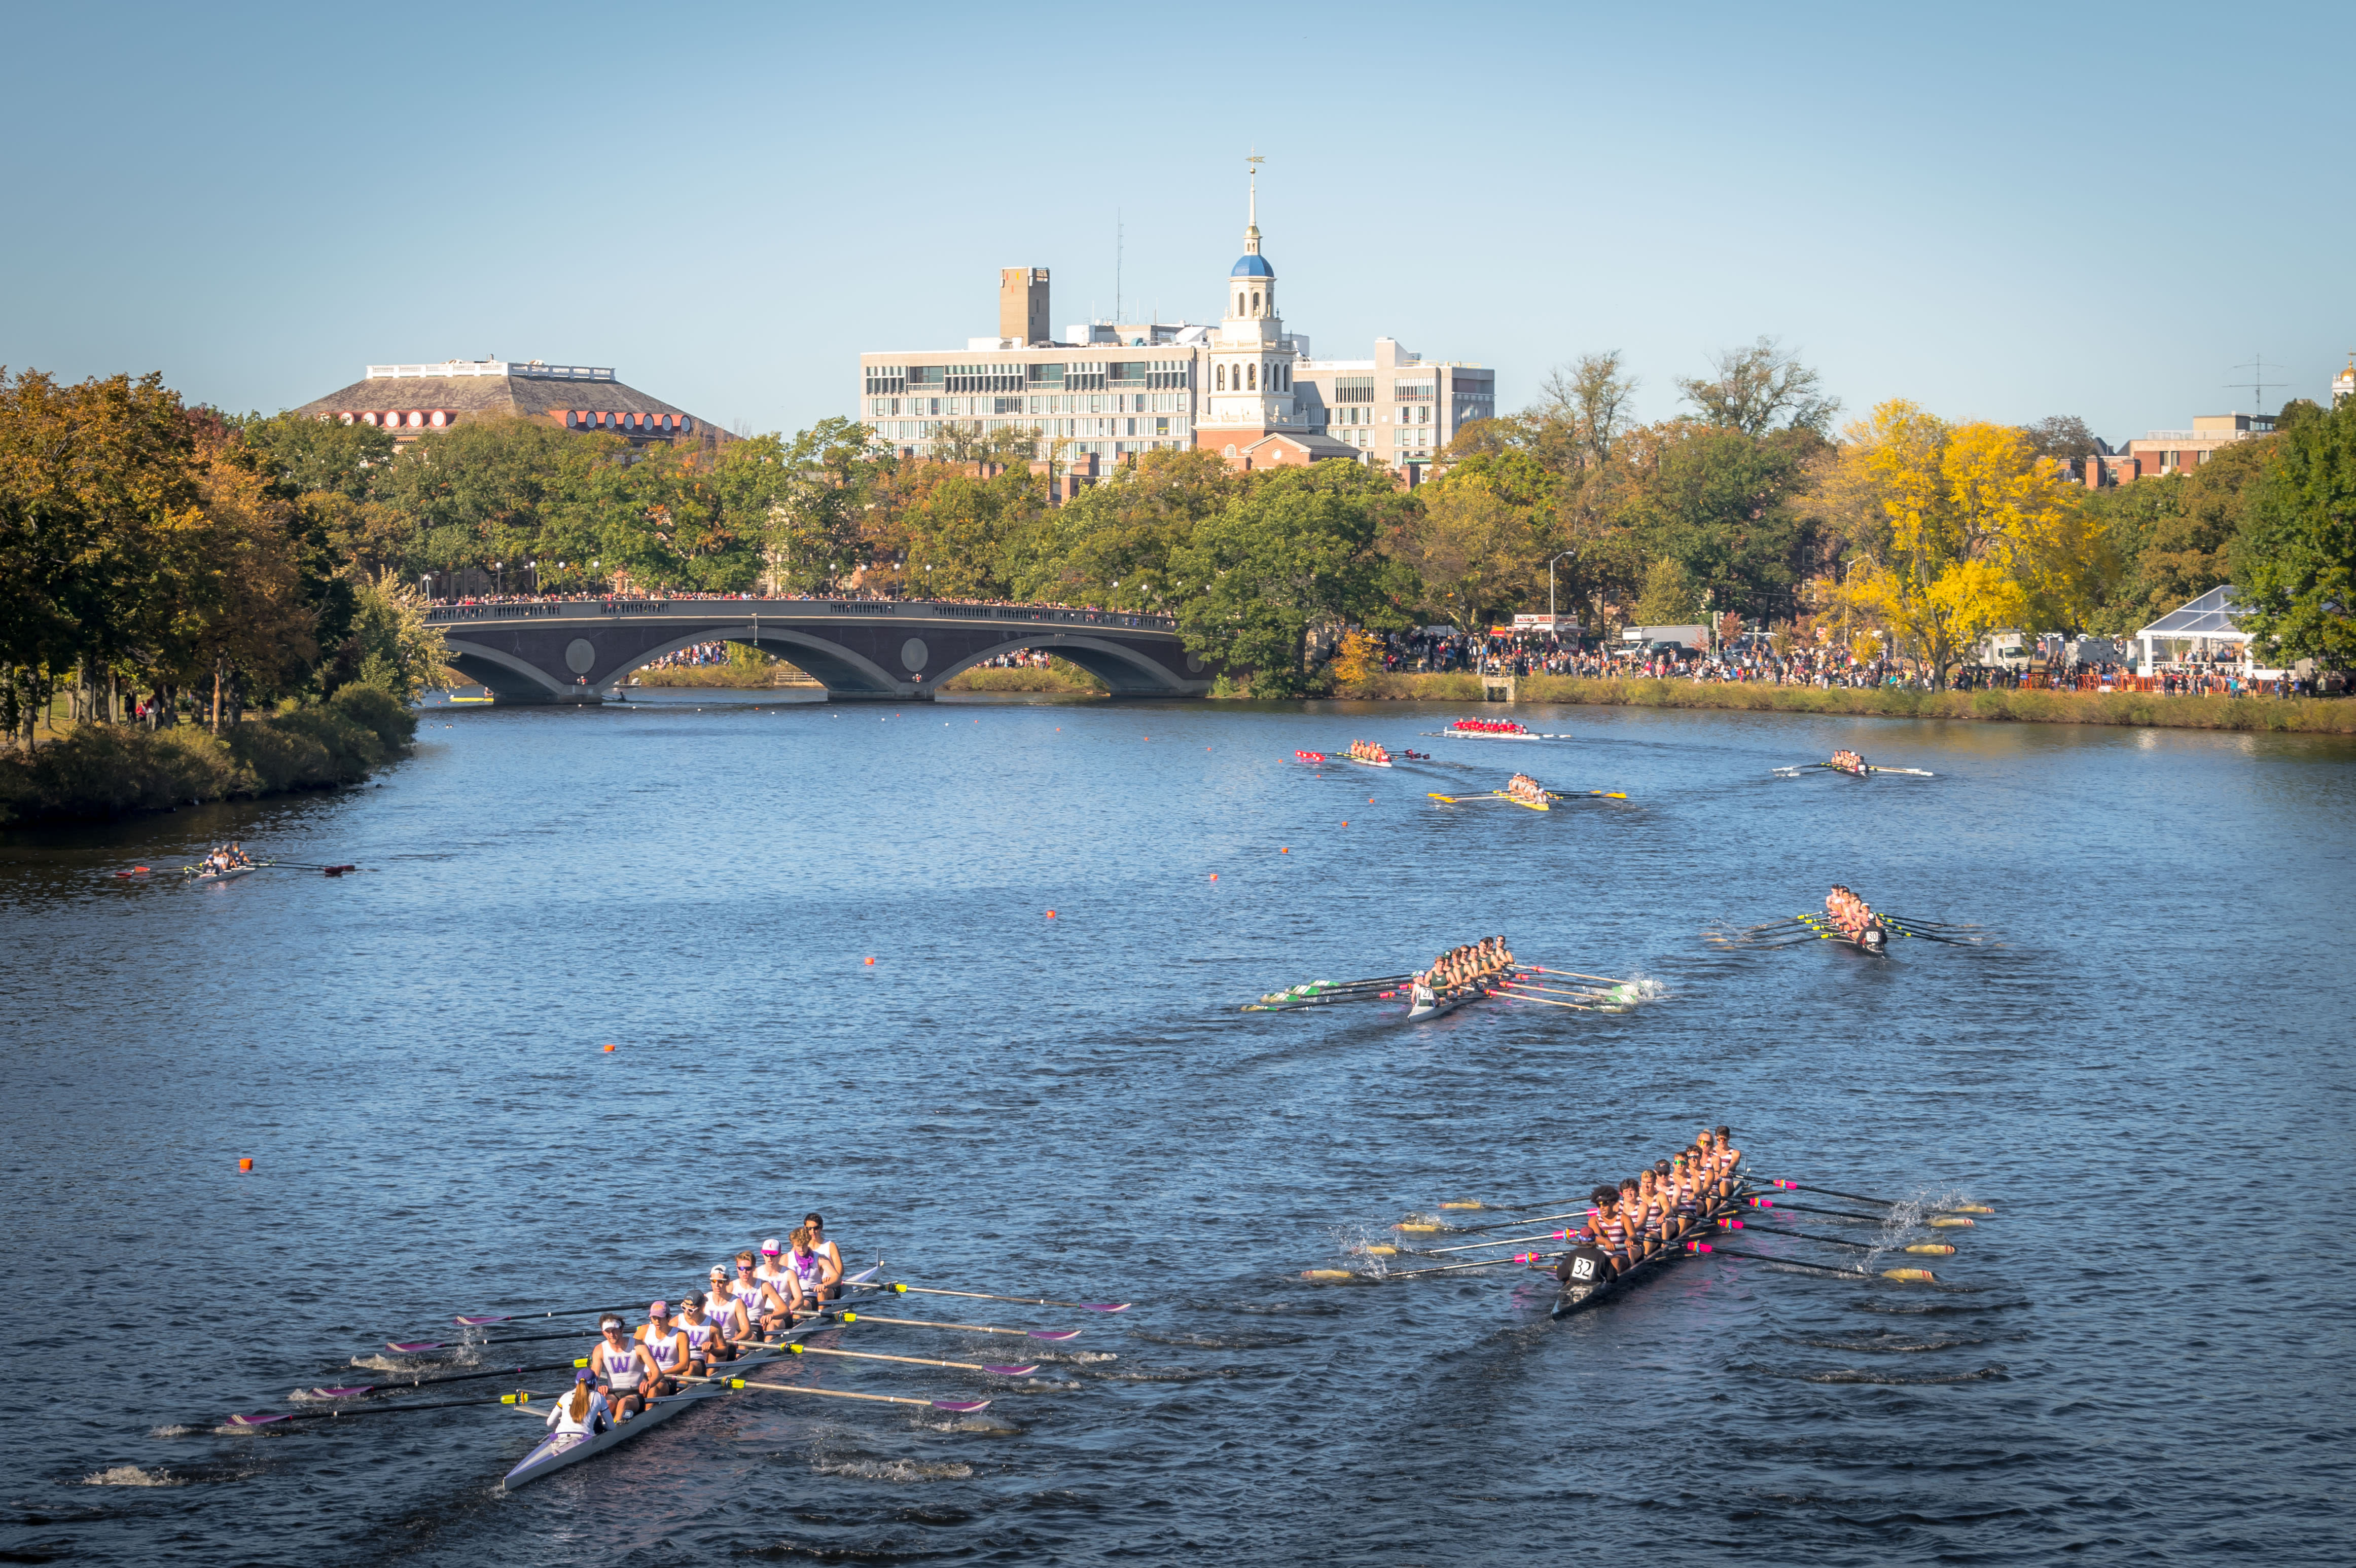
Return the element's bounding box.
[4,693,2350,1566]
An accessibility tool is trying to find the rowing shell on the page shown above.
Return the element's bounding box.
[1337,753,1394,768]
[1793,913,1891,957]
[1773,763,1935,779]
[502,1264,881,1490]
[1551,1187,1741,1319]
[1421,730,1574,742]
[188,865,259,884]
[1404,971,1507,1020]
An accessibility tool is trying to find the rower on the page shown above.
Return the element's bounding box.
[1714,1124,1742,1183]
[591,1314,661,1419]
[781,1225,840,1317]
[802,1214,844,1301]
[545,1369,611,1440]
[1629,1170,1669,1258]
[706,1266,756,1343]
[728,1251,788,1335]
[1574,1185,1628,1275]
[634,1300,690,1400]
[676,1291,731,1373]
[754,1237,791,1301]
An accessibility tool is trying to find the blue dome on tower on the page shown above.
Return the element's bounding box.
[1231,253,1275,278]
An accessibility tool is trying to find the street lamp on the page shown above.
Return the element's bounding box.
[1547,549,1579,636]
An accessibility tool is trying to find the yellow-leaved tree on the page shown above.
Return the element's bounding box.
[1811,401,2107,686]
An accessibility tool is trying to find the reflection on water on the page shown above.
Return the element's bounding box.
[3,692,2351,1566]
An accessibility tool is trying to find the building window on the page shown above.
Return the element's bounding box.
[1247,363,1258,391]
[1395,381,1435,403]
[1216,364,1226,391]
[1335,376,1373,404]
[1251,291,1261,313]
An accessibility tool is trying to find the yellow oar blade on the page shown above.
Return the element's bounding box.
[1904,1244,1956,1256]
[1926,1216,1974,1228]
[1879,1267,1938,1283]
[1437,1201,1486,1210]
[1301,1269,1357,1281]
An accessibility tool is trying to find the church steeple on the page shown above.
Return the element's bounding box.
[1243,149,1263,257]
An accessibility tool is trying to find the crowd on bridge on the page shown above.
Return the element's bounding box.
[424,589,1167,626]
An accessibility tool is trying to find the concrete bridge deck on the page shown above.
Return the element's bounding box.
[425,598,1212,703]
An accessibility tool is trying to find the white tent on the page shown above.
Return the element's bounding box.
[2136,585,2253,675]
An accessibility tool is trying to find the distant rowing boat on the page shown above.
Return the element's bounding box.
[187,865,258,884]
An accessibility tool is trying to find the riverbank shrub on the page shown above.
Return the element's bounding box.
[0,687,418,825]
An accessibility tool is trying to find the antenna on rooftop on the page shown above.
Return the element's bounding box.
[2226,352,2279,414]
[1116,208,1123,325]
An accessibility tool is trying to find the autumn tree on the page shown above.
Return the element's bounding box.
[1810,400,2105,686]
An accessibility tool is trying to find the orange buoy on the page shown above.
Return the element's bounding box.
[602,1043,617,1052]
[1209,873,1218,881]
[1280,847,1288,853]
[863,957,875,965]
[1045,910,1056,918]
[237,1158,253,1172]
[1341,821,1348,826]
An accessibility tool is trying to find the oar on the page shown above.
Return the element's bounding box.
[1743,1197,1930,1225]
[1242,989,1402,1012]
[1543,790,1628,800]
[1494,978,1617,1001]
[297,1358,583,1397]
[852,1282,1128,1311]
[783,1342,1037,1376]
[719,1376,990,1413]
[1712,1219,1954,1256]
[1483,988,1597,1012]
[1302,1251,1549,1281]
[446,1304,638,1328]
[1519,966,1637,986]
[1375,1227,1576,1256]
[1396,1205,1594,1235]
[1759,1179,1992,1216]
[226,1388,559,1426]
[385,1325,597,1350]
[1685,1241,1937,1283]
[1425,792,1526,805]
[839,1311,1081,1341]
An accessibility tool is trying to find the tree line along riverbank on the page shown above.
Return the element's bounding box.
[0,686,416,826]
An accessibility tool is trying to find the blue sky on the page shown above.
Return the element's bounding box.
[3,2,2346,446]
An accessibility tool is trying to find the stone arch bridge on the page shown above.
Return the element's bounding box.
[425,598,1213,703]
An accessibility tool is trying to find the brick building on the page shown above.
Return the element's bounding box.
[293,359,724,450]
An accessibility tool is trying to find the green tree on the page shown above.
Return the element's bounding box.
[1171,461,1391,694]
[1623,421,1822,624]
[2080,443,2263,635]
[237,411,396,500]
[2233,396,2356,666]
[1390,477,1549,628]
[1630,556,1700,624]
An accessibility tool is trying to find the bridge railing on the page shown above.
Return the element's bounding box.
[424,599,1177,631]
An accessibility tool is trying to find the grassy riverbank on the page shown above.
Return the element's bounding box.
[629,665,821,688]
[940,660,1108,694]
[1325,672,2356,734]
[0,686,418,825]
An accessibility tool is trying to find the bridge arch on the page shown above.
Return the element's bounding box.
[601,628,902,697]
[924,635,1195,695]
[443,638,585,702]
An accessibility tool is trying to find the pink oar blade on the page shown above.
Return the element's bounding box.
[1028,1330,1082,1340]
[385,1341,442,1352]
[305,1386,373,1398]
[227,1412,294,1427]
[983,1364,1040,1376]
[1081,1303,1129,1312]
[932,1399,992,1412]
[453,1315,510,1326]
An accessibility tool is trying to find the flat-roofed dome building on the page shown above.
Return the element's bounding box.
[292,358,725,448]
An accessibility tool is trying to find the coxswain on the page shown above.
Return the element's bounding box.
[676,1291,732,1373]
[544,1369,611,1441]
[591,1314,662,1419]
[635,1301,690,1400]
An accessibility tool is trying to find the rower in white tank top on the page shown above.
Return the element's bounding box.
[800,1214,845,1299]
[635,1301,688,1395]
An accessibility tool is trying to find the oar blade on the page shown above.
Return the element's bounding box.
[453,1315,511,1326]
[1028,1329,1083,1340]
[304,1385,373,1398]
[983,1363,1041,1376]
[1080,1303,1128,1312]
[385,1341,442,1352]
[933,1399,993,1412]
[227,1412,295,1427]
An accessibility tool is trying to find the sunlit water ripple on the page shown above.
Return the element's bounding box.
[4,692,2349,1565]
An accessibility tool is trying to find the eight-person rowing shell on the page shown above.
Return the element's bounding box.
[1829,748,1867,775]
[1825,884,1887,951]
[1504,773,1548,806]
[1347,740,1393,766]
[1558,1125,1742,1284]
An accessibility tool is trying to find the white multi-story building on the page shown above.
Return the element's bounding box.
[855,173,1492,478]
